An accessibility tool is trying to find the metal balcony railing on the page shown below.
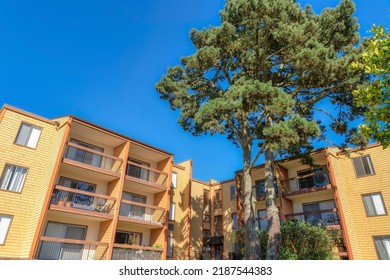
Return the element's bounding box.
[112,244,162,260]
[284,171,331,193]
[214,200,222,209]
[119,199,166,225]
[285,208,340,227]
[51,185,116,215]
[126,161,168,187]
[36,236,109,260]
[64,142,123,174]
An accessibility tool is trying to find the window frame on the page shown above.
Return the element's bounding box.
[230,185,236,200]
[373,235,390,260]
[0,214,13,245]
[362,192,387,217]
[257,209,268,231]
[169,202,175,221]
[167,236,174,258]
[352,155,375,177]
[171,172,177,189]
[231,212,238,230]
[0,164,29,193]
[14,122,43,149]
[114,230,143,246]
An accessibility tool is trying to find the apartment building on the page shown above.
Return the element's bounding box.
[1,104,389,260]
[0,105,172,260]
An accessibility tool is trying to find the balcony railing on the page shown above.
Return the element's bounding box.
[36,236,109,260]
[284,171,331,193]
[285,208,340,228]
[126,161,168,187]
[64,142,123,174]
[51,185,116,216]
[253,185,279,200]
[119,199,166,226]
[214,200,222,209]
[112,244,162,260]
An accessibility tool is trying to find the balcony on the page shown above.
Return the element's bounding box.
[285,208,341,230]
[36,236,109,260]
[214,200,222,209]
[125,161,168,191]
[50,185,116,219]
[63,142,123,178]
[283,171,332,196]
[119,199,166,228]
[112,244,162,260]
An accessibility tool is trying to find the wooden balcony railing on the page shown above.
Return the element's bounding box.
[112,244,162,260]
[36,236,109,260]
[51,185,116,216]
[126,161,168,187]
[64,142,123,174]
[119,199,166,226]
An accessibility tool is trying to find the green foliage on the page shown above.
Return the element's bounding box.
[156,0,362,259]
[234,221,337,260]
[351,25,390,148]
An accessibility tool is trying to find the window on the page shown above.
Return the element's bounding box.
[114,231,142,246]
[120,192,146,219]
[66,139,104,167]
[0,214,12,245]
[302,200,339,226]
[171,172,177,189]
[167,236,174,258]
[215,189,222,209]
[0,164,28,192]
[231,213,238,230]
[126,158,150,181]
[38,222,86,260]
[257,210,268,231]
[363,193,387,216]
[230,186,236,200]
[253,179,278,198]
[168,223,174,231]
[15,123,42,149]
[169,202,175,221]
[373,236,390,260]
[353,155,375,177]
[215,215,222,236]
[57,177,96,206]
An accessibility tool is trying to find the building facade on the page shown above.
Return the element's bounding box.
[1,105,389,260]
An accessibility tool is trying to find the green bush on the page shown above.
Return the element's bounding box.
[234,221,338,260]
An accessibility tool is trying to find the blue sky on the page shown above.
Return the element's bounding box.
[0,0,389,182]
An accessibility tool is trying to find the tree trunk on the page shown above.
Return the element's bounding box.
[265,147,281,260]
[242,146,261,259]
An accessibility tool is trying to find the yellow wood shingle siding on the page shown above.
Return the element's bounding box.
[330,146,390,259]
[171,161,191,259]
[221,180,236,258]
[0,109,66,258]
[189,180,207,259]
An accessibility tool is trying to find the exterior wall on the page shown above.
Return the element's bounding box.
[189,180,207,259]
[0,107,65,259]
[169,161,192,259]
[221,179,236,259]
[329,145,390,259]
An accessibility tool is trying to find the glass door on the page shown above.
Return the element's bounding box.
[303,203,321,225]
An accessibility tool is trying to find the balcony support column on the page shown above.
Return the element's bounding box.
[106,141,131,260]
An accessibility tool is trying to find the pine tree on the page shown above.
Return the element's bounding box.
[156,0,361,259]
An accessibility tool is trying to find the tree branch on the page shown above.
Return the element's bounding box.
[249,141,266,170]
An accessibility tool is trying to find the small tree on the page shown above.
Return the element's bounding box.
[156,0,362,259]
[236,222,337,260]
[351,25,390,148]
